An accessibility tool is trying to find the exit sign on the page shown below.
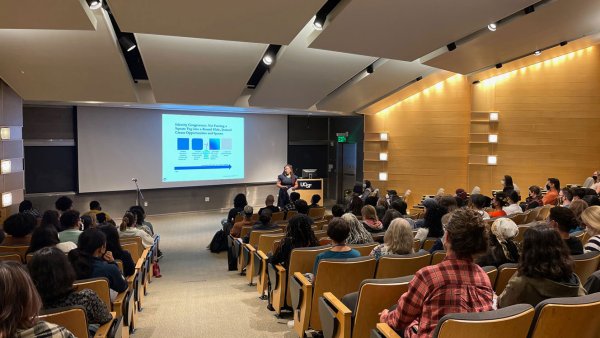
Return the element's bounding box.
[337,135,347,143]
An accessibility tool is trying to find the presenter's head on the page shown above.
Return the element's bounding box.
[284,164,293,176]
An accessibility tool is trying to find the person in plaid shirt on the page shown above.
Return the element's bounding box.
[379,208,494,337]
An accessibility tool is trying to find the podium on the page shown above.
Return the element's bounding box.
[296,179,324,206]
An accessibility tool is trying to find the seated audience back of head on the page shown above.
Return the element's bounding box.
[583,194,600,207]
[455,188,468,208]
[295,199,309,215]
[380,208,493,337]
[502,190,522,215]
[312,217,360,275]
[438,195,458,213]
[582,206,600,252]
[364,195,379,207]
[81,215,95,230]
[477,218,519,267]
[270,214,318,269]
[227,193,248,227]
[243,209,277,243]
[331,204,345,218]
[28,247,112,327]
[414,198,446,242]
[0,261,75,338]
[309,194,321,208]
[569,199,589,231]
[55,196,73,214]
[258,195,280,216]
[489,192,508,218]
[347,195,363,217]
[129,206,154,236]
[340,213,373,244]
[85,200,114,226]
[381,209,402,230]
[59,210,82,244]
[361,204,383,232]
[524,185,543,210]
[548,207,583,255]
[498,225,585,308]
[469,194,491,220]
[27,226,76,254]
[41,210,61,231]
[370,218,414,260]
[284,192,301,214]
[119,211,154,248]
[231,205,254,238]
[99,225,136,277]
[2,213,36,245]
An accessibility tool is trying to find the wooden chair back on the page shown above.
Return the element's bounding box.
[571,231,585,243]
[412,239,421,252]
[510,213,527,225]
[536,205,552,221]
[482,266,499,287]
[375,252,431,279]
[73,278,112,309]
[495,263,518,294]
[0,253,22,262]
[314,230,328,239]
[40,306,89,338]
[240,226,253,239]
[324,214,334,222]
[529,292,600,338]
[313,220,328,230]
[120,236,144,255]
[0,235,31,246]
[513,225,530,244]
[0,245,28,263]
[524,207,540,224]
[248,229,282,247]
[572,251,600,283]
[432,304,535,338]
[430,250,446,265]
[349,243,378,256]
[285,210,298,220]
[234,214,243,223]
[284,245,331,305]
[311,257,377,331]
[582,231,592,246]
[121,243,140,262]
[319,238,332,246]
[308,207,326,220]
[257,233,285,255]
[421,237,438,251]
[251,214,259,222]
[271,211,285,222]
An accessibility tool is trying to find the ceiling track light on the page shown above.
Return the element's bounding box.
[415,76,423,82]
[262,54,274,66]
[366,65,374,74]
[524,5,535,14]
[313,16,325,30]
[534,50,541,56]
[487,23,497,31]
[447,42,457,52]
[472,80,480,84]
[86,0,102,10]
[495,63,503,69]
[118,36,137,52]
[560,41,568,46]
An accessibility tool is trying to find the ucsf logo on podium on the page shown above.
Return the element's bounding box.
[300,182,313,189]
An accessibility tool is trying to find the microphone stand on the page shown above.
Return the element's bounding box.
[133,179,145,206]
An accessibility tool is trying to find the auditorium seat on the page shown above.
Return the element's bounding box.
[291,256,377,336]
[528,293,600,338]
[421,238,438,251]
[350,243,378,256]
[313,219,328,230]
[240,226,253,239]
[285,211,298,220]
[319,276,412,338]
[374,252,430,279]
[0,245,29,263]
[251,233,285,291]
[536,205,552,221]
[308,207,326,220]
[314,230,328,239]
[513,225,530,244]
[571,230,586,243]
[495,263,518,294]
[121,242,144,311]
[0,253,22,262]
[431,304,534,338]
[509,213,527,225]
[40,305,122,338]
[572,251,600,283]
[0,235,31,246]
[412,239,421,252]
[524,207,541,224]
[582,231,592,246]
[271,211,285,222]
[430,250,446,265]
[243,229,283,284]
[481,266,498,287]
[269,245,330,315]
[370,323,401,338]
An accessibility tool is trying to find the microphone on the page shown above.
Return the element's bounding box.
[131,178,138,182]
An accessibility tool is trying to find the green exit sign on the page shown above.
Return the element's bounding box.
[337,135,347,143]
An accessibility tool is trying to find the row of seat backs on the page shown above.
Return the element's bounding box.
[234,208,327,224]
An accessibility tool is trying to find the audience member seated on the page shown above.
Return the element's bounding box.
[381,209,402,230]
[583,194,600,207]
[331,204,345,218]
[312,218,360,276]
[379,208,493,337]
[308,194,321,209]
[119,211,154,248]
[523,185,544,210]
[361,205,383,233]
[570,199,589,231]
[390,199,416,228]
[226,193,248,230]
[55,196,73,216]
[41,210,61,231]
[572,187,587,201]
[341,213,373,244]
[547,207,583,255]
[19,200,41,224]
[69,229,128,297]
[591,170,600,194]
[2,213,36,245]
[99,225,136,277]
[437,195,458,213]
[543,178,560,205]
[365,195,379,208]
[370,218,414,260]
[361,180,374,202]
[283,192,301,216]
[59,210,83,244]
[27,226,77,254]
[269,214,318,269]
[230,205,255,238]
[498,225,586,308]
[476,218,519,267]
[95,212,111,227]
[502,190,523,216]
[559,188,574,207]
[454,188,469,208]
[258,195,280,215]
[81,215,95,230]
[583,170,598,189]
[375,197,389,221]
[469,194,491,220]
[295,199,309,215]
[489,192,508,218]
[29,247,112,333]
[243,210,278,244]
[582,206,600,252]
[83,201,113,225]
[0,261,75,338]
[414,198,446,243]
[129,206,154,236]
[346,195,364,217]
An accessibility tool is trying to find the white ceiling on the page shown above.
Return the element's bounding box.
[424,0,600,74]
[108,0,326,45]
[0,10,137,102]
[309,0,539,61]
[249,22,377,109]
[0,0,96,30]
[136,34,267,106]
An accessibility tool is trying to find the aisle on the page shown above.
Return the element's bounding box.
[133,211,294,338]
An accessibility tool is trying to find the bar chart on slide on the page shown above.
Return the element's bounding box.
[162,114,244,182]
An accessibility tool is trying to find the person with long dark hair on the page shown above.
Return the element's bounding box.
[41,210,61,231]
[347,195,364,217]
[129,205,154,235]
[99,225,136,277]
[270,214,318,269]
[414,199,447,242]
[547,207,583,255]
[276,164,298,208]
[498,225,585,308]
[488,192,508,218]
[225,193,248,231]
[28,247,112,331]
[27,226,76,254]
[68,229,128,297]
[502,175,519,194]
[2,213,36,245]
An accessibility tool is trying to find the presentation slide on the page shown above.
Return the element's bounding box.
[162,114,244,182]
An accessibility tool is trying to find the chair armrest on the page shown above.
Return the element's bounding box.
[245,244,256,252]
[112,291,127,317]
[257,250,268,260]
[94,312,116,338]
[374,323,401,338]
[135,258,144,270]
[275,264,286,273]
[323,292,352,315]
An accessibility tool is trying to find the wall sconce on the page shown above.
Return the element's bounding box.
[0,160,11,174]
[2,192,12,207]
[379,153,388,161]
[379,172,388,181]
[488,134,498,143]
[0,127,10,140]
[380,132,388,141]
[487,156,498,165]
[489,112,499,121]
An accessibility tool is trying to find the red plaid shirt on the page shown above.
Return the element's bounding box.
[382,253,494,337]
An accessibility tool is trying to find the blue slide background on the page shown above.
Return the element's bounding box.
[162,114,244,182]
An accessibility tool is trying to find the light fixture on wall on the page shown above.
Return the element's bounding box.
[0,127,10,140]
[488,134,498,143]
[379,172,388,181]
[487,23,497,31]
[1,160,11,175]
[379,153,388,161]
[489,112,499,121]
[534,50,541,56]
[86,0,102,10]
[2,192,12,207]
[119,36,137,52]
[487,156,497,166]
[380,132,388,141]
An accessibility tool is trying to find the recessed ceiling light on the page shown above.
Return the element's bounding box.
[86,0,102,10]
[487,23,497,31]
[534,50,541,56]
[262,55,273,66]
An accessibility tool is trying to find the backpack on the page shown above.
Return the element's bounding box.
[209,229,229,253]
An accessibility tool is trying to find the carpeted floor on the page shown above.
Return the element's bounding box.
[133,211,295,338]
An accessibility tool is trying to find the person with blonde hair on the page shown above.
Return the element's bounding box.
[582,206,600,252]
[361,205,383,232]
[370,218,414,260]
[341,213,373,244]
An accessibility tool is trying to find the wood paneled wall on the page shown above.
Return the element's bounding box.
[364,75,471,207]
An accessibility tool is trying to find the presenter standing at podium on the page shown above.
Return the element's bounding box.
[277,164,298,207]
